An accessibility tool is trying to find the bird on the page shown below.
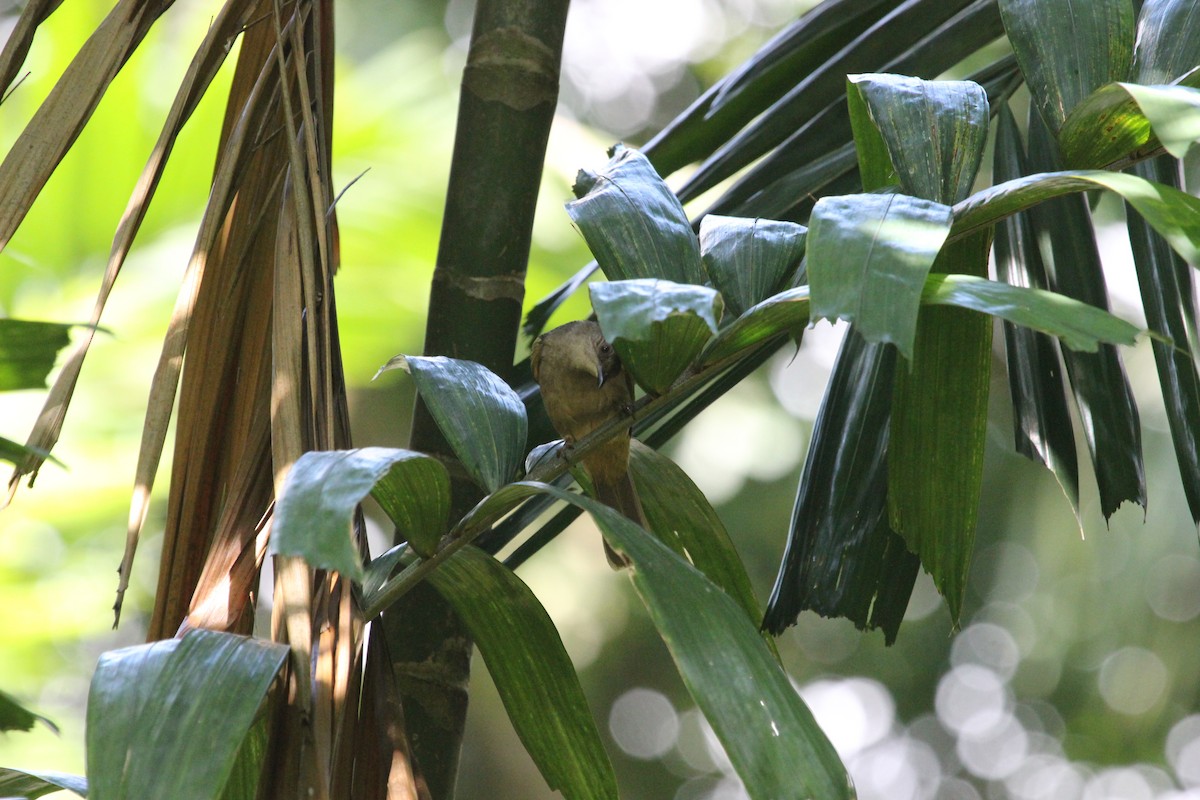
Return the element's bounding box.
[530,320,646,568]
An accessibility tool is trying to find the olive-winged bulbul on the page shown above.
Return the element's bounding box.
[530,320,645,568]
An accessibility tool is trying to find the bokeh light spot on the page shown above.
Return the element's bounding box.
[1097,647,1167,716]
[1167,715,1200,787]
[951,622,1021,682]
[1081,766,1156,800]
[609,687,680,760]
[1144,555,1200,622]
[935,664,1010,738]
[956,714,1029,780]
[1005,754,1086,800]
[799,677,894,759]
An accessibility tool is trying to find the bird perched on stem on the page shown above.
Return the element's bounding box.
[530,320,646,568]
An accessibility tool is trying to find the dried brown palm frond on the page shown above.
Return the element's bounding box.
[3,0,414,795]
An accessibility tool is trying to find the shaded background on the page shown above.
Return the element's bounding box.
[2,1,1199,798]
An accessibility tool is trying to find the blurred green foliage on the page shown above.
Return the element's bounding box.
[4,1,1200,799]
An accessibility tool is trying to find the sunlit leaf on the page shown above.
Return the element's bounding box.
[698,215,807,318]
[426,546,616,800]
[378,355,527,493]
[0,0,175,253]
[999,0,1134,133]
[9,0,257,507]
[807,192,952,359]
[1116,82,1200,157]
[87,630,288,800]
[589,279,722,395]
[923,274,1141,350]
[952,169,1200,265]
[1058,78,1200,168]
[565,146,705,285]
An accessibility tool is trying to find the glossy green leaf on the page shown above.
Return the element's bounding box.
[362,542,410,600]
[1025,113,1145,519]
[87,630,288,800]
[272,448,448,576]
[698,215,807,317]
[0,688,56,733]
[589,279,722,395]
[0,319,74,391]
[999,0,1134,133]
[0,769,86,799]
[924,274,1141,350]
[1056,81,1154,169]
[857,71,993,620]
[847,76,897,191]
[522,483,851,800]
[763,332,918,643]
[711,51,1019,223]
[952,169,1200,265]
[712,142,860,221]
[644,0,897,176]
[455,481,547,539]
[764,70,924,640]
[991,105,1081,514]
[1116,83,1200,157]
[1133,0,1200,84]
[378,354,527,493]
[566,146,705,286]
[711,0,898,110]
[1126,156,1200,525]
[369,452,452,558]
[699,286,811,366]
[808,192,953,359]
[678,0,996,201]
[628,441,765,633]
[220,713,269,800]
[889,232,992,623]
[1058,77,1200,168]
[426,546,616,800]
[849,74,989,203]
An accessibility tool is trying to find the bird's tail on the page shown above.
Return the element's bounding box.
[593,471,646,569]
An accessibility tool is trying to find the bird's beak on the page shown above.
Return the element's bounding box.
[596,362,607,388]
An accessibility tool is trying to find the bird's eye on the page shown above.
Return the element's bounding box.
[599,343,612,353]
